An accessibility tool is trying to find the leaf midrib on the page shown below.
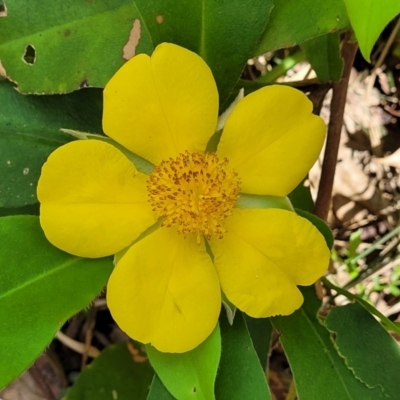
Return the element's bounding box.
[297,307,358,399]
[0,1,155,61]
[0,256,80,300]
[0,3,138,45]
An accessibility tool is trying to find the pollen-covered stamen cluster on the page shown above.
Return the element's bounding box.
[147,151,241,241]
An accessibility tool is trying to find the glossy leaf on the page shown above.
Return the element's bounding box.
[243,316,273,370]
[322,277,400,335]
[0,80,102,208]
[146,325,221,400]
[0,216,113,389]
[147,0,273,109]
[288,182,314,212]
[215,313,272,400]
[0,0,272,109]
[146,314,272,400]
[302,32,343,81]
[65,342,154,400]
[147,375,176,400]
[325,303,400,399]
[0,1,153,93]
[255,0,349,55]
[271,287,386,399]
[0,204,39,217]
[343,0,400,61]
[198,0,273,109]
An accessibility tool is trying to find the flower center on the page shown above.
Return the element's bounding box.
[148,151,241,241]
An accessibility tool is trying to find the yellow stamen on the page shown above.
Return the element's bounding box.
[147,151,241,240]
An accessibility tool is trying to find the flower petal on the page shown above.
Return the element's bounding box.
[37,140,155,258]
[107,227,221,353]
[210,208,329,317]
[217,85,326,196]
[103,43,219,164]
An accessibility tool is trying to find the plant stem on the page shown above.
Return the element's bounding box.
[314,33,358,221]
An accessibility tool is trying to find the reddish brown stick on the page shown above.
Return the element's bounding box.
[314,34,358,221]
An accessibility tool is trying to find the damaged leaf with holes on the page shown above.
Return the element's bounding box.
[0,0,154,93]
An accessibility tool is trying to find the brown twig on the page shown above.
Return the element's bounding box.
[314,33,358,221]
[81,306,97,369]
[307,82,332,114]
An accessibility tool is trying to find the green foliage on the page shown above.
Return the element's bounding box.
[146,325,221,400]
[0,216,113,389]
[255,0,349,55]
[236,194,293,211]
[139,0,273,110]
[343,0,400,61]
[215,313,272,400]
[0,0,273,109]
[325,303,400,399]
[147,375,176,400]
[272,287,387,399]
[302,32,343,81]
[0,80,102,209]
[322,278,400,336]
[288,182,315,213]
[147,314,271,400]
[64,342,154,400]
[0,1,153,93]
[243,316,273,370]
[335,230,362,278]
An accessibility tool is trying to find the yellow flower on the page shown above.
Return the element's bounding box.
[37,43,330,353]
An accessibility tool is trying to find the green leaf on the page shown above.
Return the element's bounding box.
[343,0,400,61]
[0,80,102,208]
[215,313,272,400]
[271,287,386,399]
[255,0,350,55]
[322,277,400,335]
[0,0,273,108]
[146,324,221,400]
[147,375,176,400]
[288,182,314,212]
[236,194,293,211]
[325,303,400,399]
[197,0,273,109]
[138,0,273,108]
[65,341,154,400]
[0,215,113,389]
[0,1,154,93]
[243,316,273,370]
[0,204,39,217]
[302,32,343,81]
